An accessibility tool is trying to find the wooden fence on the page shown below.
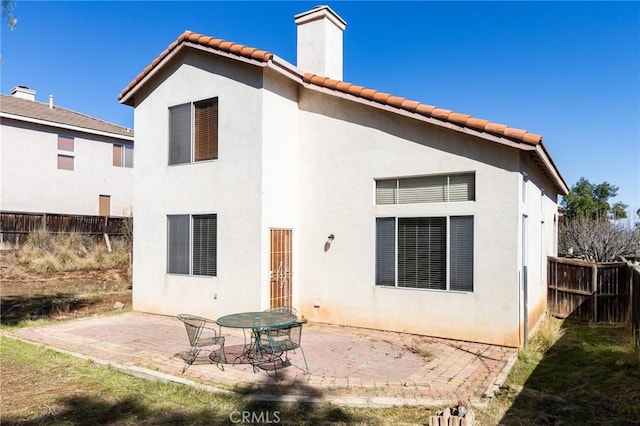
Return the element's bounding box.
[547,257,632,323]
[632,266,640,352]
[0,211,128,244]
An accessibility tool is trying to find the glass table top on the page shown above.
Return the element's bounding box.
[216,311,297,329]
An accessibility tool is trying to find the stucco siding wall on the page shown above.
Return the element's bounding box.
[295,90,522,346]
[518,155,561,337]
[0,119,132,216]
[131,51,265,319]
[260,70,300,306]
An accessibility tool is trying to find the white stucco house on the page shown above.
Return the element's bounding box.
[119,6,568,347]
[0,86,134,220]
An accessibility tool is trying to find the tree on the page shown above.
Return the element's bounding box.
[1,0,17,30]
[559,178,637,261]
[561,177,628,220]
[559,217,639,262]
[1,0,17,65]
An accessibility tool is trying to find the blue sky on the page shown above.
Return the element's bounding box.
[2,1,639,213]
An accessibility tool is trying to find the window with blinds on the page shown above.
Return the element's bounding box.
[57,155,74,170]
[398,217,446,290]
[169,97,218,165]
[167,214,217,276]
[192,214,217,276]
[376,173,475,204]
[58,135,74,152]
[375,218,396,286]
[449,216,474,291]
[194,98,218,161]
[375,215,474,292]
[113,144,134,168]
[57,135,75,170]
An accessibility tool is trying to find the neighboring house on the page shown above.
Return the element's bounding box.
[118,6,569,347]
[0,86,134,221]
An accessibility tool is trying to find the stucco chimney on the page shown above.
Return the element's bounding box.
[11,85,36,101]
[294,5,346,81]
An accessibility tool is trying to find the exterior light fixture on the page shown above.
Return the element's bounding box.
[324,234,335,252]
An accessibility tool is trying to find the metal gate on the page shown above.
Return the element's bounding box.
[269,229,292,308]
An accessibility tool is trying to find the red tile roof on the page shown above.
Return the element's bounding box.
[119,31,542,147]
[118,31,273,103]
[303,73,542,146]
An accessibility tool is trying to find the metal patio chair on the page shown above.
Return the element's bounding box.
[258,320,309,378]
[177,314,226,373]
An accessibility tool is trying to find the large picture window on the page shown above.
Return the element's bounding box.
[167,214,217,276]
[169,97,218,165]
[376,216,474,292]
[376,173,475,205]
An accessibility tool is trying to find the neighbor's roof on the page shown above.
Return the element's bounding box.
[0,94,133,140]
[118,30,568,193]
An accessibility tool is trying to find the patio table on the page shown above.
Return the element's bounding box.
[216,311,297,372]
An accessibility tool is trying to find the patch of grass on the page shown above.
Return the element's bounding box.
[491,318,640,425]
[0,337,443,425]
[19,229,130,272]
[529,316,565,353]
[406,338,433,359]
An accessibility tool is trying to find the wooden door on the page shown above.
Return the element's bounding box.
[99,195,111,217]
[269,229,292,309]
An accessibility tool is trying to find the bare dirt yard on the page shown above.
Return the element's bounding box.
[1,250,132,326]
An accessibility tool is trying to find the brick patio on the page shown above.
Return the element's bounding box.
[5,311,517,407]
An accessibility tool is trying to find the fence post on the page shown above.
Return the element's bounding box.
[592,263,598,322]
[626,264,631,324]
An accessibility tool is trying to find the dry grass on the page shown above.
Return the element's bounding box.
[18,229,130,273]
[489,318,640,425]
[529,316,565,353]
[1,337,442,425]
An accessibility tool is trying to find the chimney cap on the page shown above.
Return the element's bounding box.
[11,85,36,101]
[294,5,346,30]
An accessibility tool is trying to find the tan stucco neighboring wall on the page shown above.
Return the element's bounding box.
[0,119,132,216]
[131,50,266,319]
[295,89,524,346]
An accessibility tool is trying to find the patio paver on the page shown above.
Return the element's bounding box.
[5,311,517,407]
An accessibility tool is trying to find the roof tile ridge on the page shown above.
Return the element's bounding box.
[119,30,273,101]
[302,73,541,145]
[184,30,273,62]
